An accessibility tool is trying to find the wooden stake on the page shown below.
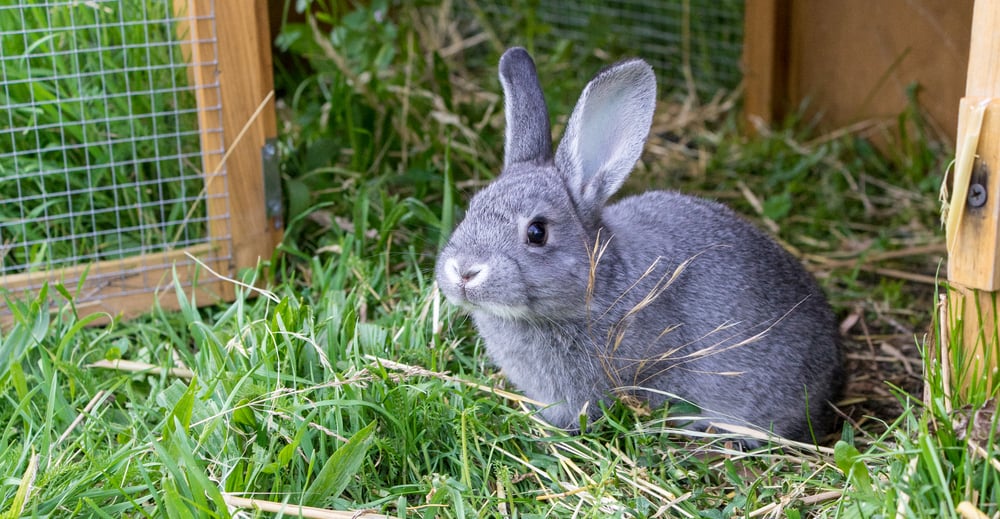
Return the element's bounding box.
[947,0,1000,397]
[213,1,283,272]
[741,0,790,130]
[175,0,282,298]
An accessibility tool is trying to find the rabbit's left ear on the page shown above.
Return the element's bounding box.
[555,59,656,211]
[499,47,552,169]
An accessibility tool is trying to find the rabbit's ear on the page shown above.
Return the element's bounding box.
[555,59,656,210]
[499,47,552,168]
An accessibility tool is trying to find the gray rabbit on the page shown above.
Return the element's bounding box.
[436,47,842,443]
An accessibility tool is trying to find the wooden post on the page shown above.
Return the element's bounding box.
[174,0,233,302]
[946,0,1000,397]
[742,0,791,129]
[214,1,283,274]
[176,0,282,293]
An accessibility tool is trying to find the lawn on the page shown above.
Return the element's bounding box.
[2,1,995,518]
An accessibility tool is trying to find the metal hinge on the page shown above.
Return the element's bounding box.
[262,137,283,229]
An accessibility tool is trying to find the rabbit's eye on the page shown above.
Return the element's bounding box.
[526,221,547,245]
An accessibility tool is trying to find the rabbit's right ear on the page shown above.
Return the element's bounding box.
[499,48,552,169]
[555,59,656,215]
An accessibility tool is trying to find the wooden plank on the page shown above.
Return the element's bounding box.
[214,0,283,272]
[741,0,790,128]
[965,0,1000,97]
[949,98,1000,289]
[173,0,282,294]
[947,285,1000,395]
[781,0,972,143]
[947,0,1000,398]
[174,0,235,303]
[0,243,230,327]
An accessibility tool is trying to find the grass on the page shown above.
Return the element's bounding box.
[1,0,996,517]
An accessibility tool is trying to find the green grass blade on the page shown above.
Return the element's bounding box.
[301,420,377,507]
[1,453,38,519]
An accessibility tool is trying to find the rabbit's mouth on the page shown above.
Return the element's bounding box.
[469,301,532,320]
[449,294,531,321]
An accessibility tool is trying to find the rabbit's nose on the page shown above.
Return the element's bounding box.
[461,265,488,286]
[444,258,489,288]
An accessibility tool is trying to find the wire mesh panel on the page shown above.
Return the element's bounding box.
[0,0,245,323]
[462,0,744,99]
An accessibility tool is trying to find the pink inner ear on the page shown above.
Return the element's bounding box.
[577,89,633,182]
[561,62,656,204]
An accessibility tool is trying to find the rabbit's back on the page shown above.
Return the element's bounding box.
[600,191,842,440]
[604,191,828,322]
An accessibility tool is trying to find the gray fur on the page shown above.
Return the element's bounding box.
[436,47,843,443]
[499,48,552,168]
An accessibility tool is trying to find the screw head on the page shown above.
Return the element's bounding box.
[969,183,988,208]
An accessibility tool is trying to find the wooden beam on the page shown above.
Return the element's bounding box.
[175,0,282,293]
[214,0,283,273]
[964,0,1000,98]
[0,244,229,327]
[947,0,1000,397]
[174,0,235,303]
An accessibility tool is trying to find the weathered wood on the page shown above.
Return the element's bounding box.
[743,0,973,142]
[948,98,1000,289]
[213,0,283,273]
[947,0,1000,397]
[965,0,1000,98]
[947,285,999,395]
[174,0,235,303]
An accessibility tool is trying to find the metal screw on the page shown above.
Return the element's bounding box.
[969,183,988,208]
